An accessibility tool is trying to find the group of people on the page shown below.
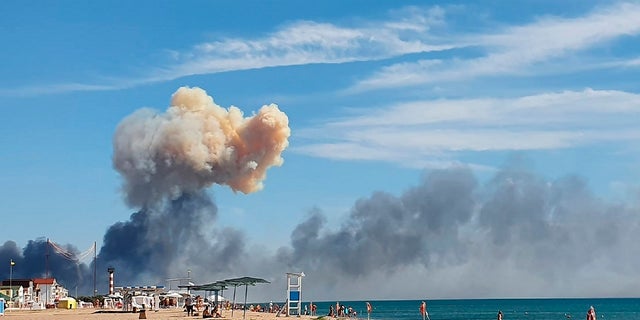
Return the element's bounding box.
[327,302,359,318]
[496,306,597,320]
[184,295,222,318]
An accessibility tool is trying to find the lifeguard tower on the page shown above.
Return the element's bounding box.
[286,272,304,316]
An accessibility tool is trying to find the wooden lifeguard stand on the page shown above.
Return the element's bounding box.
[286,272,305,316]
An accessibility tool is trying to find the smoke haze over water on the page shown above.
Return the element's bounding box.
[2,88,640,300]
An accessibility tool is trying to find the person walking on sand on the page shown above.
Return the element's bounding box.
[586,306,596,320]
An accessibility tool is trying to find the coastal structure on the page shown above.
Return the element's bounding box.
[0,278,69,309]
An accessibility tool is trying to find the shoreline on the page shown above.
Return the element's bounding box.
[0,308,321,320]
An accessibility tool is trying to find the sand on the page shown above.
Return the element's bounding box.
[1,308,321,320]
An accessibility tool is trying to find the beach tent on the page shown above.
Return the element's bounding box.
[223,277,270,320]
[161,292,183,308]
[208,294,226,301]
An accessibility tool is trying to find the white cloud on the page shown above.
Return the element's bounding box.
[294,89,640,166]
[352,2,640,91]
[154,7,455,82]
[2,6,455,97]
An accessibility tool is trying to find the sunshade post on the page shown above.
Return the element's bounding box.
[232,285,237,317]
[243,284,249,320]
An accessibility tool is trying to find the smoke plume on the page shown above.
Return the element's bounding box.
[113,86,290,207]
[99,86,290,285]
[3,88,640,300]
[272,162,640,300]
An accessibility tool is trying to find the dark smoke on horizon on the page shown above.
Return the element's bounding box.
[2,87,640,299]
[2,163,640,299]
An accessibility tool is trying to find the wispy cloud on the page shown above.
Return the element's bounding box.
[294,89,640,167]
[152,7,453,81]
[2,6,455,97]
[351,2,640,91]
[6,2,639,97]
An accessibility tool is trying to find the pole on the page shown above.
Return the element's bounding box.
[231,286,237,317]
[93,241,97,296]
[243,284,248,320]
[46,239,50,279]
[9,259,14,306]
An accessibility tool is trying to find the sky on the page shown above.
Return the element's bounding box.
[1,0,640,301]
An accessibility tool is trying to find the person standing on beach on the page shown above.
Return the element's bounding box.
[586,306,596,320]
[185,296,194,316]
[366,302,372,320]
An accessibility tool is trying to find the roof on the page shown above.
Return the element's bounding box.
[1,279,31,287]
[33,278,55,285]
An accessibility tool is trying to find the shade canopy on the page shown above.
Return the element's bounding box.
[181,276,270,320]
[223,276,270,286]
[179,280,228,291]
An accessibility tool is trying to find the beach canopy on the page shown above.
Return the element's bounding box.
[180,280,228,291]
[223,277,270,320]
[183,277,269,320]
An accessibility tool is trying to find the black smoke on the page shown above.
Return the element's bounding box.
[98,191,246,285]
[0,239,92,293]
[2,162,640,299]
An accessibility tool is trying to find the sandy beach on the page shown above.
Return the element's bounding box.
[1,308,320,320]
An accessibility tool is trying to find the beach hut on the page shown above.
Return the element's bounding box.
[58,297,77,309]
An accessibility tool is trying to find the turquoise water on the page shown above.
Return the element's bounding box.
[304,298,640,320]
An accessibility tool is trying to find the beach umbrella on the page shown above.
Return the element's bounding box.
[223,277,270,320]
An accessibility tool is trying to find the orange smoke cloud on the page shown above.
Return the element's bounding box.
[113,86,290,207]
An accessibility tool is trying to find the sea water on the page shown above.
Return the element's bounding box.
[303,298,640,320]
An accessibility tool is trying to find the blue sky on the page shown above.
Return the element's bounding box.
[2,1,640,299]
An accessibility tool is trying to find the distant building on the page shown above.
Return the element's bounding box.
[0,284,24,307]
[33,278,68,307]
[1,279,33,306]
[1,278,68,309]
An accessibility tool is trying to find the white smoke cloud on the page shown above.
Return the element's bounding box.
[113,86,290,207]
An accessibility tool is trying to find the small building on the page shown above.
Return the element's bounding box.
[58,297,77,309]
[0,285,24,308]
[33,278,68,307]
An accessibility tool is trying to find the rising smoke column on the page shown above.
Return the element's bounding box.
[98,86,290,286]
[113,86,290,207]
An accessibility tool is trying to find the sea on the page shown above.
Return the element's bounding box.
[298,298,640,320]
